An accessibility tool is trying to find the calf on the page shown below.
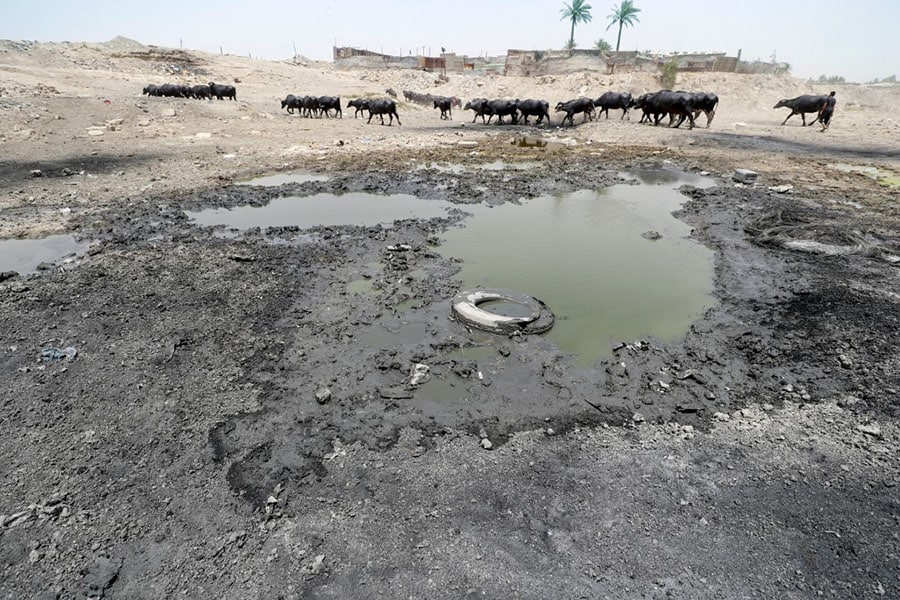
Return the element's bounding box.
[517,99,550,125]
[367,98,401,126]
[774,95,828,126]
[347,98,370,118]
[594,91,633,120]
[555,97,595,126]
[318,96,342,118]
[208,81,237,101]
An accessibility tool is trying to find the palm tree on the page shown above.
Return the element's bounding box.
[560,0,593,54]
[595,38,612,53]
[606,0,641,52]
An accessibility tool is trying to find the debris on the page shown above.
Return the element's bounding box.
[732,169,758,184]
[386,243,412,252]
[41,346,78,362]
[315,387,332,405]
[641,230,662,240]
[458,141,479,148]
[405,363,431,388]
[379,386,413,400]
[30,169,42,177]
[768,184,793,194]
[480,438,493,450]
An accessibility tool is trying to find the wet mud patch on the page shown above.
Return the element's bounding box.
[39,155,899,514]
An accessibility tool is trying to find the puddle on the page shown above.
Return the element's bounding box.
[414,161,540,174]
[186,193,454,230]
[438,176,716,366]
[624,167,717,188]
[236,173,330,186]
[829,163,899,187]
[0,235,90,274]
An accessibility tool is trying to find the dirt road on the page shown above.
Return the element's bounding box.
[1,39,899,599]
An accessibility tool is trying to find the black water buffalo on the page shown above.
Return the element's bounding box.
[191,84,212,100]
[281,94,302,114]
[142,84,159,96]
[594,91,633,119]
[208,81,236,101]
[434,96,454,120]
[367,98,401,126]
[318,96,342,118]
[464,98,490,123]
[774,94,828,126]
[555,97,595,126]
[486,99,519,125]
[684,91,719,127]
[517,99,550,124]
[636,90,695,129]
[403,90,434,106]
[347,98,370,118]
[299,95,320,117]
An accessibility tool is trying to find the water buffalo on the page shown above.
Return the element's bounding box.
[191,84,212,100]
[367,98,401,126]
[683,91,719,127]
[594,91,633,120]
[434,96,454,120]
[637,90,695,129]
[347,98,370,118]
[208,82,236,101]
[318,96,342,118]
[486,99,519,125]
[464,98,490,124]
[281,94,302,114]
[142,84,159,96]
[299,95,320,117]
[517,99,550,125]
[774,95,828,126]
[555,97,595,126]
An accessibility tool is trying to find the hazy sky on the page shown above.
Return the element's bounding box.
[2,0,898,82]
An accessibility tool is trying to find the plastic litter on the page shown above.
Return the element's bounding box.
[40,347,77,362]
[405,363,431,388]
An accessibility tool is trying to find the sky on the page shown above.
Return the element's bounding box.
[2,0,898,83]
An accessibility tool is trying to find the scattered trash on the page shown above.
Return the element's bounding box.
[768,184,793,194]
[405,363,431,388]
[386,243,412,252]
[733,169,758,184]
[41,346,77,362]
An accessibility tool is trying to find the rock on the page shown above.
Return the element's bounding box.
[83,556,121,598]
[632,413,645,423]
[769,184,793,194]
[857,423,882,438]
[733,169,758,184]
[458,140,478,148]
[195,132,212,139]
[641,230,662,241]
[160,108,176,117]
[29,169,42,177]
[307,554,326,574]
[713,412,730,422]
[86,128,105,137]
[137,119,151,127]
[838,354,853,368]
[315,387,331,405]
[480,438,493,450]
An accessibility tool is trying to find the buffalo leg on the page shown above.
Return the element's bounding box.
[781,112,795,126]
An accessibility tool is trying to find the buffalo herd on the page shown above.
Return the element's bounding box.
[140,80,834,130]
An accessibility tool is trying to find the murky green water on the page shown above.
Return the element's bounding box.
[186,193,454,229]
[0,235,90,274]
[438,175,716,366]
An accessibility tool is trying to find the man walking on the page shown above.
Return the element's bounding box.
[819,91,836,132]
